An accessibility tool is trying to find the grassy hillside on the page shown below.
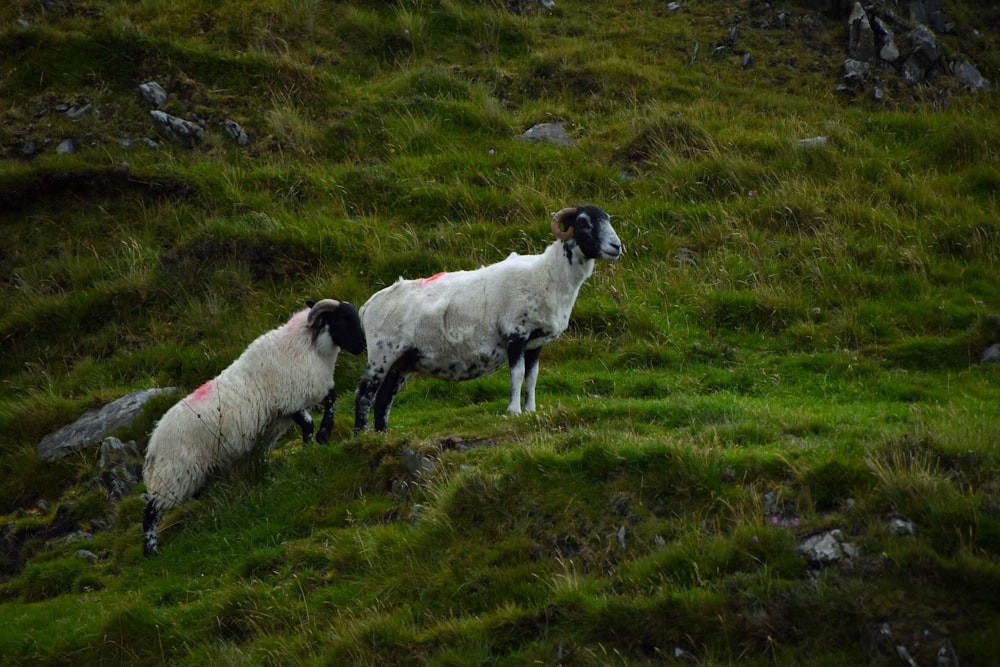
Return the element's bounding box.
[1,0,999,663]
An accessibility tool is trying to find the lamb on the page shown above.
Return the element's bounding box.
[142,299,365,556]
[354,205,623,433]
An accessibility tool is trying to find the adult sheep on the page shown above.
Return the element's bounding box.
[142,299,365,556]
[354,205,623,432]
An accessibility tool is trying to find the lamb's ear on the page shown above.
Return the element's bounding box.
[307,299,341,328]
[551,208,576,240]
[306,300,316,308]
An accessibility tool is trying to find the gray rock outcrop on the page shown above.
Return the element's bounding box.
[520,122,573,147]
[847,3,875,62]
[37,387,176,461]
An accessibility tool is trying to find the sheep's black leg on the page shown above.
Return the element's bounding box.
[292,409,315,444]
[316,388,337,444]
[506,334,529,414]
[522,346,542,412]
[143,500,162,557]
[354,368,382,433]
[373,368,407,432]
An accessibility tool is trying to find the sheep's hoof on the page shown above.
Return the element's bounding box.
[316,430,330,444]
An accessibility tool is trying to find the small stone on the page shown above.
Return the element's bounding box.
[796,136,828,148]
[64,103,93,119]
[888,517,915,536]
[56,138,78,155]
[150,110,205,148]
[77,549,99,563]
[221,119,251,146]
[138,81,168,108]
[981,343,1000,364]
[844,58,870,84]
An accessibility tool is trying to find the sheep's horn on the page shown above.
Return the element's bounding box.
[551,208,576,241]
[307,299,341,327]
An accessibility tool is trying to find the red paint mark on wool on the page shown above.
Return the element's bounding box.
[283,309,308,336]
[191,379,214,402]
[420,272,447,285]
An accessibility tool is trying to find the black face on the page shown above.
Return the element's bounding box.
[315,302,366,355]
[563,205,612,261]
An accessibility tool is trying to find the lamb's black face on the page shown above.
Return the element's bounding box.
[317,302,366,355]
[563,206,624,262]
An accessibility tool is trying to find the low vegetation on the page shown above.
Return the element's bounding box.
[1,0,998,664]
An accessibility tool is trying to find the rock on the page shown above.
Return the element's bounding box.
[63,103,93,120]
[77,549,99,563]
[403,448,435,475]
[798,529,858,565]
[954,60,989,92]
[924,0,947,33]
[981,343,1000,364]
[896,644,917,667]
[847,3,875,63]
[888,517,915,536]
[37,388,176,461]
[221,119,251,146]
[98,436,140,468]
[844,58,870,84]
[902,55,926,85]
[56,138,78,155]
[909,25,939,67]
[138,81,168,108]
[62,530,93,544]
[908,0,947,32]
[907,1,928,25]
[873,17,899,63]
[150,110,205,148]
[94,437,144,500]
[937,639,960,667]
[520,122,573,147]
[796,136,828,148]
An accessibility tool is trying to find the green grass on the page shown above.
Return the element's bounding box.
[1,0,1000,663]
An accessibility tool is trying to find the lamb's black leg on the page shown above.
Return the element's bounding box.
[316,388,336,444]
[292,408,315,444]
[143,500,162,557]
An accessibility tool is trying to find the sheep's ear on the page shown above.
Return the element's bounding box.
[306,300,316,308]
